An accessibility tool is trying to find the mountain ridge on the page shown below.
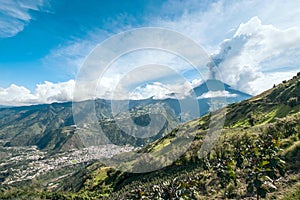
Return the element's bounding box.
[0,80,251,150]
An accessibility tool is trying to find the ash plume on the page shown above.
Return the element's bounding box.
[206,35,250,80]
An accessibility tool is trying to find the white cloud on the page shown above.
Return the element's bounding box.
[213,16,300,94]
[0,84,36,105]
[0,77,204,106]
[0,80,75,106]
[235,17,300,57]
[42,29,110,75]
[198,90,237,99]
[35,80,75,103]
[100,50,206,90]
[154,0,300,47]
[250,71,299,94]
[129,82,174,100]
[129,80,201,100]
[0,0,46,38]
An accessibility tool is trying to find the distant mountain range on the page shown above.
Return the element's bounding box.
[0,79,251,151]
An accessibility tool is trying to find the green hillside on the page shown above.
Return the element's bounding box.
[73,72,300,199]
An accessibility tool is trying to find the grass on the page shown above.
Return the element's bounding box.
[86,166,110,187]
[152,138,171,152]
[280,181,300,200]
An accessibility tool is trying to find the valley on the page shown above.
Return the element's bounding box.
[0,143,134,187]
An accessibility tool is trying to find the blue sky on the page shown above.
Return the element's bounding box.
[0,0,300,105]
[0,0,156,88]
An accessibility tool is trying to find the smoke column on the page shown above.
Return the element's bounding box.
[206,34,249,80]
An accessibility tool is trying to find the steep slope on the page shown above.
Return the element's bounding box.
[144,73,300,154]
[0,100,111,151]
[0,102,75,150]
[224,73,300,128]
[61,72,300,199]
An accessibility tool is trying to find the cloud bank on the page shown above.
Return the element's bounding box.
[0,79,204,106]
[0,80,75,106]
[215,16,300,94]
